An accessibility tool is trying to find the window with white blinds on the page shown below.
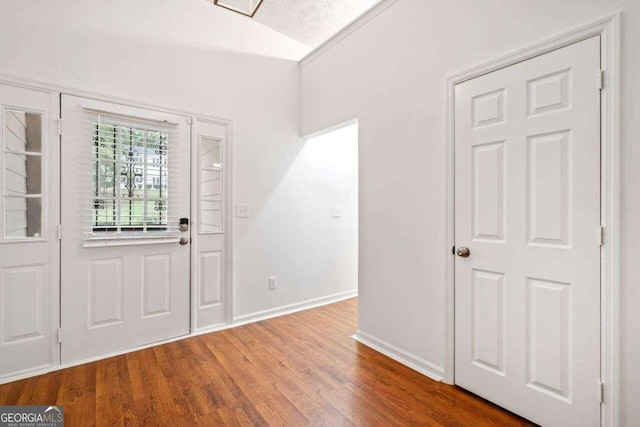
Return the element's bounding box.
[85,111,180,239]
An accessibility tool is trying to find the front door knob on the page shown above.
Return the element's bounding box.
[456,246,470,258]
[179,237,189,246]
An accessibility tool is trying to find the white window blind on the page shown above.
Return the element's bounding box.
[83,110,181,240]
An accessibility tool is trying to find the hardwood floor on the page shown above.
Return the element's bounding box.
[0,298,533,426]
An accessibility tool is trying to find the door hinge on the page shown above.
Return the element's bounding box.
[598,225,604,246]
[597,70,604,90]
[57,328,62,344]
[598,381,604,403]
[57,224,62,240]
[452,245,456,255]
[56,118,62,136]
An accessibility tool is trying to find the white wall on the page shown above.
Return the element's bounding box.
[0,0,358,324]
[235,123,359,317]
[300,0,640,424]
[1,0,308,60]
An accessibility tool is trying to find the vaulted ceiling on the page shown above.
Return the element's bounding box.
[212,0,384,48]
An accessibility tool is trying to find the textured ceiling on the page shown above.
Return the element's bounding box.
[241,0,383,48]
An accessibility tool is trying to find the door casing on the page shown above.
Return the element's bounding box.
[444,14,621,426]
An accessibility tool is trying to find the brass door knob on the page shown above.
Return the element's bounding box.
[456,247,470,258]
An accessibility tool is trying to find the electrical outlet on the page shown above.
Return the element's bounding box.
[236,203,250,218]
[269,276,277,290]
[332,205,343,218]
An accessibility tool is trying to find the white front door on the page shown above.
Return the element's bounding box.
[454,36,601,426]
[60,95,191,363]
[0,84,59,378]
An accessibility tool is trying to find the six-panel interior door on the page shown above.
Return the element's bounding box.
[454,36,601,426]
[60,95,191,363]
[0,84,60,378]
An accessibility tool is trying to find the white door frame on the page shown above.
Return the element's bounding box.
[0,72,235,383]
[444,14,621,426]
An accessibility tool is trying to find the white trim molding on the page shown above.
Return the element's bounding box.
[233,289,357,326]
[299,0,400,67]
[352,330,444,382]
[0,72,234,126]
[444,14,621,426]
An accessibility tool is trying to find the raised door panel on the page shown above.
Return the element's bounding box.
[472,270,505,376]
[526,278,571,402]
[527,69,571,117]
[526,130,571,248]
[89,259,122,327]
[199,251,222,308]
[472,89,506,129]
[472,142,505,242]
[142,254,171,317]
[2,266,44,343]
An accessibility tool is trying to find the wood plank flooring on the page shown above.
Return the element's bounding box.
[0,298,534,426]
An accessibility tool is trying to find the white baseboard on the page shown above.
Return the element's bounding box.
[352,329,444,382]
[0,332,191,385]
[0,289,358,385]
[233,289,358,326]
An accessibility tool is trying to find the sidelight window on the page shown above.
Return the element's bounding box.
[2,108,43,240]
[199,136,224,233]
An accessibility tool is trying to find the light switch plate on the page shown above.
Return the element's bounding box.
[332,205,343,218]
[236,203,250,218]
[269,276,277,290]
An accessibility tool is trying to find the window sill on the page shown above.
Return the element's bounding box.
[83,235,181,248]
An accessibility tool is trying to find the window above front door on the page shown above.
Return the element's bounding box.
[85,112,180,239]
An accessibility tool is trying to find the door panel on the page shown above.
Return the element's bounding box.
[527,278,571,402]
[88,258,122,327]
[454,36,601,426]
[472,269,505,375]
[60,95,191,363]
[472,141,505,241]
[3,266,44,342]
[0,84,59,378]
[142,254,171,317]
[527,130,571,246]
[200,251,223,307]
